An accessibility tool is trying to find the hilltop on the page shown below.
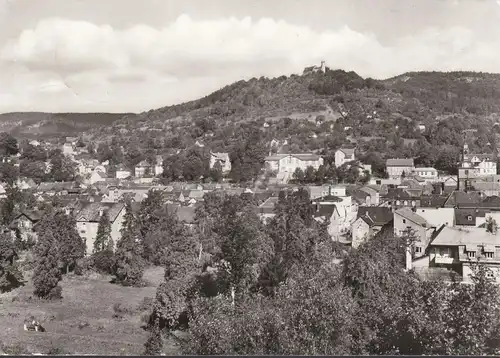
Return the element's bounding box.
[0,112,132,140]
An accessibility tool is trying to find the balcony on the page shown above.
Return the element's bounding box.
[435,256,456,265]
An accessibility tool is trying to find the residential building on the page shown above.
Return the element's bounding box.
[74,202,126,255]
[412,167,438,181]
[394,207,434,264]
[351,206,393,248]
[335,147,355,167]
[386,158,415,178]
[458,142,497,191]
[154,155,164,176]
[115,165,131,179]
[264,153,324,174]
[428,226,500,283]
[134,160,152,178]
[209,152,231,174]
[10,210,43,242]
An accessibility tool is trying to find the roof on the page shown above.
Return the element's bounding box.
[211,152,229,160]
[16,210,43,222]
[444,191,483,208]
[167,204,196,223]
[188,190,205,199]
[473,181,500,191]
[265,153,322,162]
[480,195,500,209]
[431,227,500,247]
[395,207,429,227]
[37,181,74,191]
[383,188,420,200]
[386,158,414,167]
[420,194,450,208]
[338,147,355,156]
[75,202,125,222]
[313,204,336,218]
[454,208,479,226]
[414,167,438,172]
[469,153,495,162]
[356,206,393,227]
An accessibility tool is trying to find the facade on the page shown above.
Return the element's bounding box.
[458,143,497,191]
[74,202,126,255]
[209,152,231,174]
[394,207,434,261]
[115,165,131,179]
[412,167,438,181]
[265,153,324,174]
[351,206,393,248]
[386,158,415,178]
[335,148,355,167]
[429,226,500,283]
[134,160,152,178]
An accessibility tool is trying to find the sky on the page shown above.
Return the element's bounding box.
[1,0,500,113]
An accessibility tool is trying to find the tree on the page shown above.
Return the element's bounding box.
[38,210,85,274]
[0,231,23,293]
[0,185,20,226]
[209,161,223,183]
[292,168,305,183]
[0,162,19,186]
[93,211,113,253]
[143,319,163,355]
[33,230,62,299]
[486,217,498,234]
[48,151,76,182]
[0,133,18,156]
[114,216,144,286]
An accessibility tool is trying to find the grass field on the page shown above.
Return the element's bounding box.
[0,266,180,355]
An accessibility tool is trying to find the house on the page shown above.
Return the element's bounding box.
[386,158,415,178]
[256,196,279,222]
[303,61,326,74]
[62,142,74,155]
[412,167,438,181]
[393,208,434,267]
[454,208,485,227]
[335,148,355,167]
[134,160,152,178]
[472,181,500,197]
[88,170,107,185]
[443,191,483,208]
[380,188,421,210]
[458,143,497,190]
[313,195,357,241]
[351,206,393,248]
[264,153,324,174]
[428,226,500,283]
[10,210,43,242]
[209,152,231,174]
[74,202,126,255]
[154,156,164,176]
[115,165,132,179]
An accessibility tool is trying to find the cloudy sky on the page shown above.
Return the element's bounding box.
[1,0,500,113]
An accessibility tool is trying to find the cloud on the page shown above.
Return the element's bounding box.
[1,14,500,112]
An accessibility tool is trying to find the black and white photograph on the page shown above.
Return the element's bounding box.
[1,0,500,355]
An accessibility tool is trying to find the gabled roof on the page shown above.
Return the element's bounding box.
[395,207,429,227]
[480,195,500,209]
[338,147,355,156]
[454,208,478,226]
[356,206,393,227]
[265,153,322,161]
[420,194,450,208]
[386,158,414,167]
[313,204,337,218]
[15,210,43,222]
[444,191,483,208]
[75,202,125,222]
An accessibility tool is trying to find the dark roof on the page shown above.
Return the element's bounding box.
[420,194,450,208]
[75,202,125,222]
[454,208,478,226]
[479,195,500,209]
[357,206,393,227]
[15,210,43,222]
[382,188,420,200]
[444,191,483,208]
[313,204,336,218]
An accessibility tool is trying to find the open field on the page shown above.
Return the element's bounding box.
[0,266,179,355]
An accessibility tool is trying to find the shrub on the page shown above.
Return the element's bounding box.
[91,249,115,275]
[46,285,62,300]
[74,257,92,276]
[137,297,154,312]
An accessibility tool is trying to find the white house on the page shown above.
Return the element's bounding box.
[335,148,356,167]
[386,158,415,178]
[155,155,164,176]
[210,152,231,174]
[115,165,131,179]
[412,167,438,181]
[264,153,323,173]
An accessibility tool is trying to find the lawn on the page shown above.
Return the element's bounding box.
[0,266,180,355]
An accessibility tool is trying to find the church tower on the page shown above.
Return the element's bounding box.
[457,141,472,192]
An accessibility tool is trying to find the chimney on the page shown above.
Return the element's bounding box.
[99,208,104,217]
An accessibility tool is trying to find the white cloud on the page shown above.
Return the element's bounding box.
[1,14,500,112]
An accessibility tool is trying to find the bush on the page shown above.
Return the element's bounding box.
[137,297,154,312]
[46,285,62,300]
[74,257,92,276]
[91,249,115,275]
[112,302,135,319]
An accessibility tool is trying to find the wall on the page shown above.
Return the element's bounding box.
[394,212,431,258]
[77,221,99,255]
[351,218,370,249]
[116,170,131,179]
[387,165,415,177]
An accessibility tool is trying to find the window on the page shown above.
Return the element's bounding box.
[485,252,494,259]
[415,247,422,253]
[467,215,473,221]
[402,219,406,224]
[404,201,408,206]
[439,248,445,256]
[468,251,476,258]
[487,271,494,279]
[396,200,400,205]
